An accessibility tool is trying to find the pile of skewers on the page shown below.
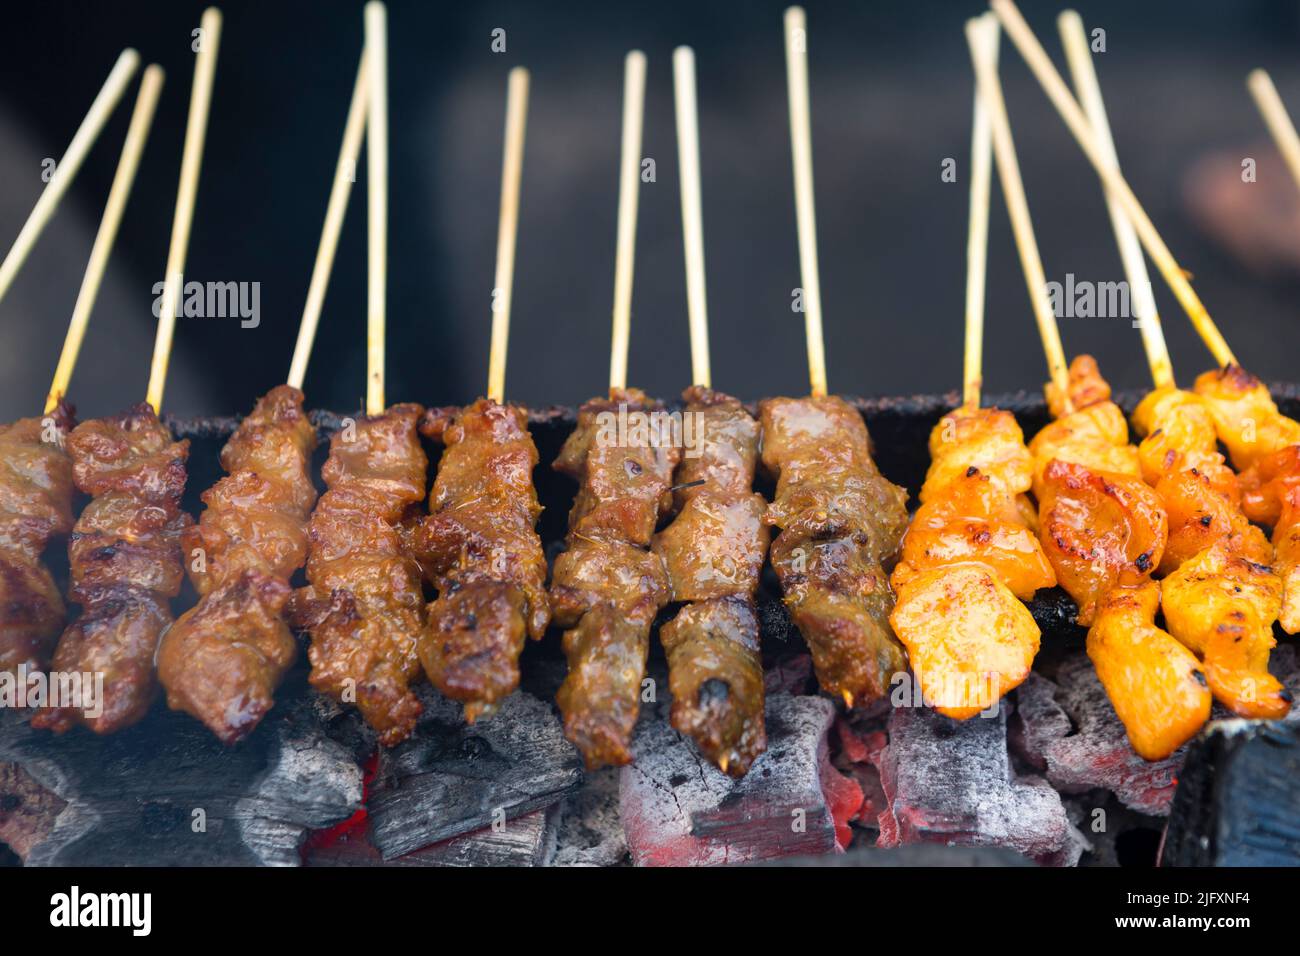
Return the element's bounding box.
[2,1,1298,786]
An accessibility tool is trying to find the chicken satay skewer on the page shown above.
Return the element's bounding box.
[158,45,370,743]
[34,9,223,735]
[293,3,430,745]
[1247,69,1300,196]
[887,15,1053,720]
[0,66,164,681]
[549,51,679,767]
[646,47,769,776]
[1049,11,1289,722]
[762,7,909,712]
[411,65,551,723]
[0,49,140,307]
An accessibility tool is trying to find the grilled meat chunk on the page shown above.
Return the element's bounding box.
[551,388,678,768]
[32,405,190,734]
[289,404,428,747]
[761,394,908,708]
[157,385,317,743]
[411,399,549,722]
[652,387,769,776]
[0,404,74,676]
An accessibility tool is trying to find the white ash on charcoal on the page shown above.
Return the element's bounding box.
[756,843,1035,866]
[0,690,361,866]
[306,809,557,867]
[1012,647,1300,817]
[1160,719,1300,866]
[620,693,862,866]
[365,685,583,860]
[871,701,1087,866]
[550,767,628,867]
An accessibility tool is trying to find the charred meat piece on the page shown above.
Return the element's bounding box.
[157,385,317,744]
[551,388,679,768]
[761,394,909,708]
[0,404,75,676]
[410,399,549,722]
[652,387,769,776]
[32,405,191,734]
[289,404,428,747]
[891,405,1049,718]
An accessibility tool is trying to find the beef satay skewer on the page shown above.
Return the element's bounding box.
[411,65,550,722]
[158,45,370,743]
[34,9,223,735]
[1049,12,1289,722]
[888,14,1053,720]
[1248,69,1300,196]
[0,49,140,307]
[647,47,769,776]
[293,3,429,745]
[550,51,678,768]
[0,66,164,681]
[762,7,909,711]
[993,12,1210,760]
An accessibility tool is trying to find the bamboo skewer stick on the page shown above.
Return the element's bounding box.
[1058,10,1173,391]
[990,0,1237,369]
[364,1,388,415]
[963,20,996,410]
[672,47,711,390]
[783,6,828,398]
[609,51,646,394]
[1248,68,1300,198]
[46,65,165,414]
[146,7,223,412]
[0,49,140,308]
[287,47,370,392]
[967,13,1072,412]
[487,66,530,404]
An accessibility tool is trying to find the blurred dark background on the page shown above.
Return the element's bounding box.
[2,0,1300,421]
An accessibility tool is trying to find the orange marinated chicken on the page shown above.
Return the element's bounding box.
[1195,365,1300,634]
[1029,356,1164,625]
[1132,383,1289,719]
[891,405,1052,718]
[1086,581,1211,760]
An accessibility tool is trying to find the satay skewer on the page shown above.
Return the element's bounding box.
[0,49,140,307]
[990,0,1236,370]
[673,47,710,389]
[962,23,995,411]
[487,67,530,403]
[609,52,646,393]
[365,0,388,415]
[1248,69,1300,197]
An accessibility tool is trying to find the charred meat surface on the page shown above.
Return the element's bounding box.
[32,404,191,735]
[761,393,908,708]
[157,385,317,744]
[652,387,769,776]
[411,399,549,722]
[0,403,74,676]
[551,388,679,768]
[289,404,428,747]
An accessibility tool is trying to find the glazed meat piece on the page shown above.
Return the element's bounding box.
[157,385,317,743]
[32,405,191,734]
[762,394,908,707]
[289,404,428,747]
[0,404,75,676]
[410,399,549,722]
[1086,581,1211,761]
[891,405,1050,717]
[1192,364,1300,470]
[651,387,769,776]
[551,388,678,768]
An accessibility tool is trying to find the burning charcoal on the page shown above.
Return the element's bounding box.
[757,843,1036,866]
[0,761,65,860]
[0,691,362,866]
[552,767,628,867]
[365,686,582,860]
[307,810,557,866]
[620,694,859,866]
[875,702,1085,866]
[1160,719,1300,866]
[1011,658,1183,815]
